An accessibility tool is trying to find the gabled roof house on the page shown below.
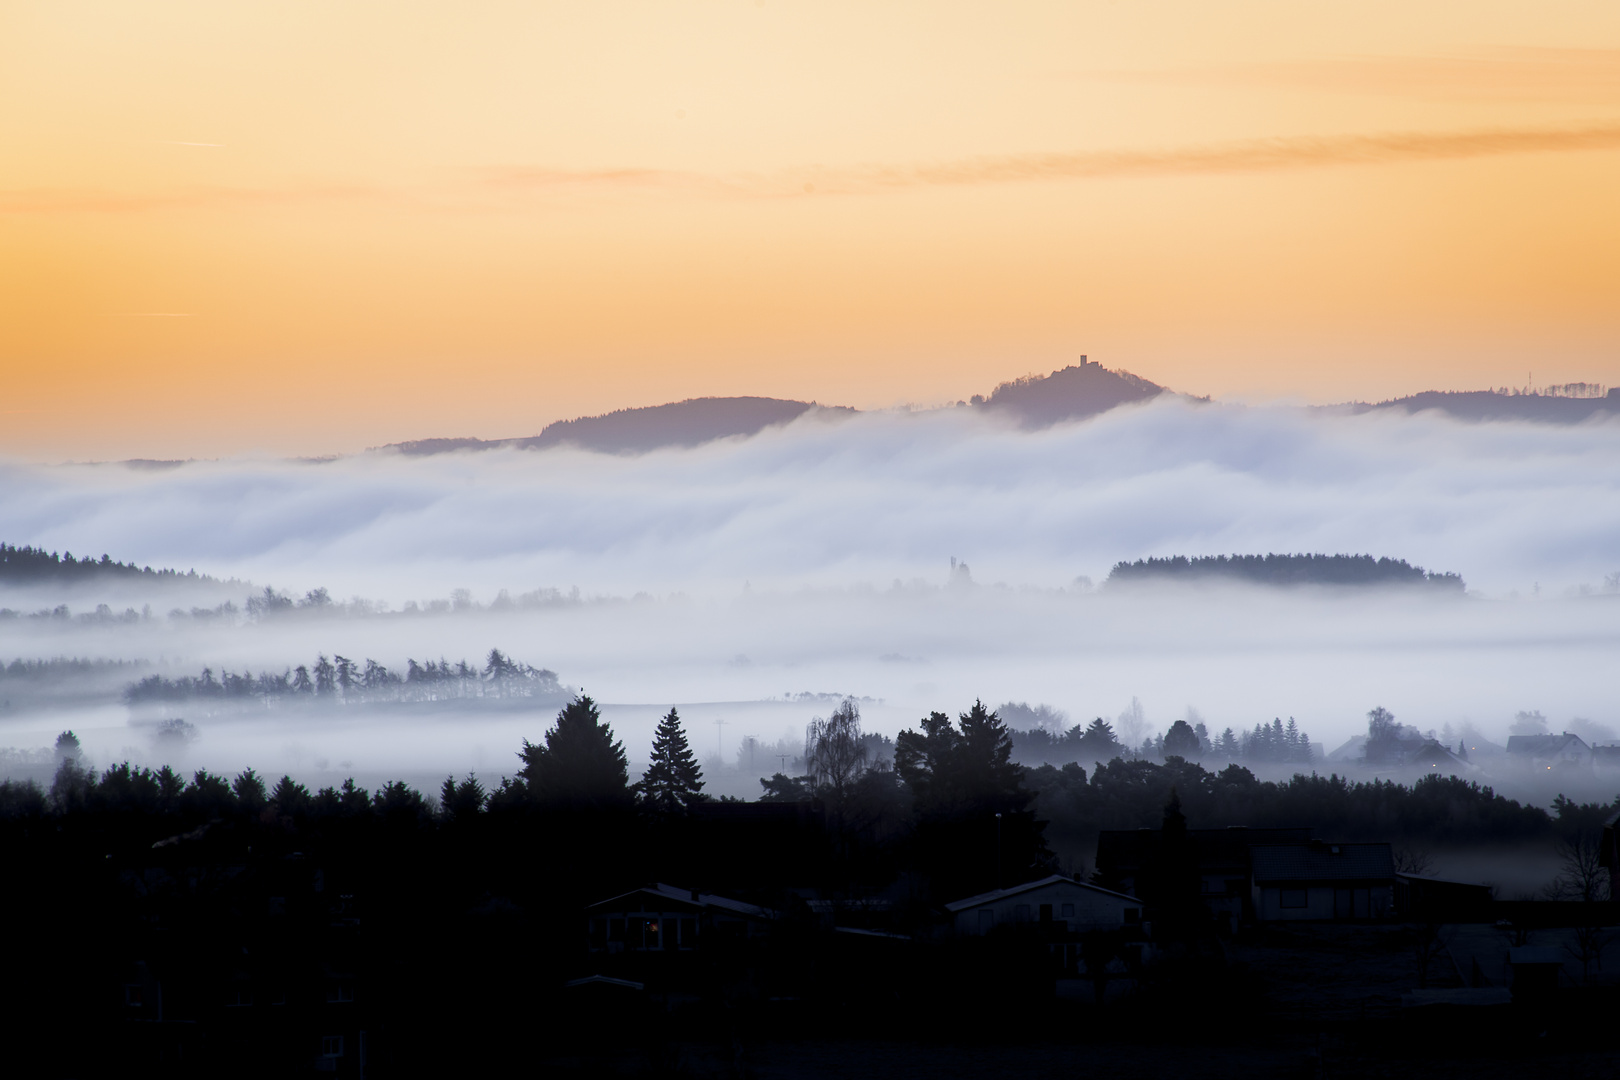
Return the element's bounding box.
[944,876,1141,936]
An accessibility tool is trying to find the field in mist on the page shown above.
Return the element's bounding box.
[2,397,1619,799]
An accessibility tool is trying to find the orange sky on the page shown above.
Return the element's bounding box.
[3,1,1619,459]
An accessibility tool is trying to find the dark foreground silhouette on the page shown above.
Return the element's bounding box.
[3,697,1618,1077]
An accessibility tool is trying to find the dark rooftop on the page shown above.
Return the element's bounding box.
[1250,842,1394,884]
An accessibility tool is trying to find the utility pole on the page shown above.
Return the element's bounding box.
[713,717,728,761]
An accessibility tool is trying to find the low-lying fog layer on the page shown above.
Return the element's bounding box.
[2,399,1619,792]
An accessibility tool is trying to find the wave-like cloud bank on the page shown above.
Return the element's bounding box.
[6,398,1620,597]
[2,399,1619,778]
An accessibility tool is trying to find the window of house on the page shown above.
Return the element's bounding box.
[1280,888,1308,909]
[125,985,143,1007]
[679,918,696,947]
[326,981,355,1003]
[321,1036,344,1058]
[225,985,252,1007]
[1123,908,1140,924]
[1060,903,1075,918]
[1039,904,1053,923]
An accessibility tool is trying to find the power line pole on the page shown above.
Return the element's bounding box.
[713,717,728,761]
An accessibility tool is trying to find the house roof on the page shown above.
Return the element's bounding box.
[1505,733,1590,756]
[1250,842,1394,884]
[944,875,1137,913]
[1095,827,1312,872]
[587,883,771,920]
[564,975,644,991]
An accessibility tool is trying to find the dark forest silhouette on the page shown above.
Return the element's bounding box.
[1106,553,1465,591]
[123,648,565,706]
[4,695,1618,1075]
[1007,714,1316,766]
[0,542,217,585]
[5,696,1602,852]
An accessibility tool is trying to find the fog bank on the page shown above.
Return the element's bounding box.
[2,399,1619,785]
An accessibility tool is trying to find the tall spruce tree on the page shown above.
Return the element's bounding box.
[519,695,632,810]
[637,707,705,814]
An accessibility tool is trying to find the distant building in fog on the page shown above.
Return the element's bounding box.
[1505,732,1591,771]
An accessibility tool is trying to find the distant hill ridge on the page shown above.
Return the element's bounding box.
[379,365,1620,460]
[1336,386,1619,424]
[1106,554,1465,591]
[386,397,847,457]
[978,357,1168,426]
[384,358,1169,456]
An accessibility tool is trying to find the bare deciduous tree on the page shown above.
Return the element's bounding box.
[1544,833,1611,903]
[1565,923,1611,984]
[805,699,868,806]
[1393,846,1434,877]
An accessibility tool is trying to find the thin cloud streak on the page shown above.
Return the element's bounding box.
[843,124,1620,192]
[479,122,1620,197]
[8,122,1620,215]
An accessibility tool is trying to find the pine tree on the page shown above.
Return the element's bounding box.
[637,707,705,815]
[519,695,632,810]
[313,655,336,696]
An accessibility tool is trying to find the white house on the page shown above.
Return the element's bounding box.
[1505,733,1591,771]
[944,875,1141,936]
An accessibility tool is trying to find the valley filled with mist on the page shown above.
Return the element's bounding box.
[8,373,1620,1078]
[3,389,1618,804]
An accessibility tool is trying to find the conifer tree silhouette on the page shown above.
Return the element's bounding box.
[519,695,632,809]
[637,707,705,814]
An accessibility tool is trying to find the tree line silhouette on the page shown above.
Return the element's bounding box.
[0,542,217,584]
[123,648,564,706]
[1007,714,1316,766]
[1106,553,1465,591]
[6,696,1599,860]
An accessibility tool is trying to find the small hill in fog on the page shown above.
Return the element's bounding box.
[977,357,1167,428]
[1106,554,1465,591]
[1336,386,1620,424]
[388,396,850,456]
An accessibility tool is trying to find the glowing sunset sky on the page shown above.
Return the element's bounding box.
[3,2,1619,458]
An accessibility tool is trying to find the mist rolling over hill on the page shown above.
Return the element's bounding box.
[385,396,849,456]
[3,392,1619,789]
[381,359,1166,457]
[1341,385,1620,424]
